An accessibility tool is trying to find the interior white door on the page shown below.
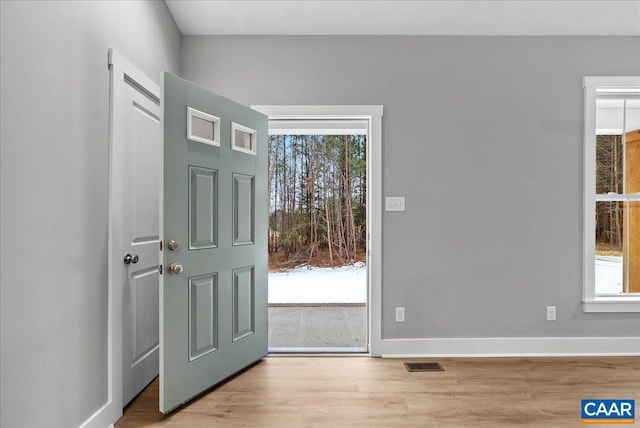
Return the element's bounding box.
[121,77,161,405]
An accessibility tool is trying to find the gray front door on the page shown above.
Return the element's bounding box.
[160,72,268,413]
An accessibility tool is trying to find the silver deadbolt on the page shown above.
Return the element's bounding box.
[123,254,139,265]
[168,263,183,274]
[168,240,181,251]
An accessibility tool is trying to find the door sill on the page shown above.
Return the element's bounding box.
[268,347,368,355]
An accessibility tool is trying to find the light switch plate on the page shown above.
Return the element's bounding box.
[546,306,556,321]
[385,196,405,212]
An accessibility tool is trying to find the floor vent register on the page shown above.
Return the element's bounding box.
[404,362,445,372]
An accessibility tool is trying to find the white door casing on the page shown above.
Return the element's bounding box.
[252,105,383,356]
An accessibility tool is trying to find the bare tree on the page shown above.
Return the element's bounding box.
[268,134,367,269]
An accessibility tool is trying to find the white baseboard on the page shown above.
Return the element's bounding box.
[381,336,640,357]
[78,400,118,428]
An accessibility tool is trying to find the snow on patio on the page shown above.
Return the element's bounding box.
[595,255,623,294]
[268,262,366,304]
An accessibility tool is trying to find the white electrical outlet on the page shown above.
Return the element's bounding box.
[546,306,556,321]
[385,197,406,212]
[395,307,405,322]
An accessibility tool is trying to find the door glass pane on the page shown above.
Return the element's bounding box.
[187,107,220,146]
[232,123,256,154]
[235,129,252,151]
[192,116,215,141]
[595,201,624,294]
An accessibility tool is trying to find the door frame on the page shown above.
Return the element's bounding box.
[252,105,383,356]
[84,49,161,428]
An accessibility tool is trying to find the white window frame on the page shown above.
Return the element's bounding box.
[187,107,220,146]
[231,122,257,155]
[583,76,640,313]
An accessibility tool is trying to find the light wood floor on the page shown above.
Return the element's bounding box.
[117,356,640,427]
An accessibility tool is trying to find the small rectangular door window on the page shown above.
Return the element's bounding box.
[188,107,220,146]
[231,122,257,155]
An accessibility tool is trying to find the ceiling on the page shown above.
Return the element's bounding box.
[165,0,640,36]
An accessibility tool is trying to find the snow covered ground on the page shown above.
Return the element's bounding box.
[268,262,366,304]
[595,256,623,294]
[268,257,623,303]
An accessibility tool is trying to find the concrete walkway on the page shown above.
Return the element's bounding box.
[267,264,367,350]
[268,304,366,350]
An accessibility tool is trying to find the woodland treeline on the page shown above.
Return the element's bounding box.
[596,134,624,254]
[268,134,366,269]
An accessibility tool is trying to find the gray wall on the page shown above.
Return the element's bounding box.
[181,36,640,339]
[0,1,180,427]
[1,8,638,425]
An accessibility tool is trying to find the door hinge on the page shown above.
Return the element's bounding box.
[159,265,163,275]
[160,240,163,251]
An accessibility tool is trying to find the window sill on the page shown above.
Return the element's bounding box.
[583,297,640,313]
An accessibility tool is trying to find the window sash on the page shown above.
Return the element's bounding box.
[583,76,640,312]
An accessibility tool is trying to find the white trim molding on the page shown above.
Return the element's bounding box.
[582,76,640,313]
[381,337,640,358]
[582,298,640,313]
[252,105,383,356]
[78,402,113,428]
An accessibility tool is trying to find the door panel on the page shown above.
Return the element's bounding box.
[233,266,255,341]
[131,268,160,364]
[233,174,255,245]
[132,103,161,240]
[189,166,218,249]
[122,80,161,406]
[188,273,218,361]
[161,72,268,413]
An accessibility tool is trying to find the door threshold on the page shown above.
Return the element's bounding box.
[268,347,368,355]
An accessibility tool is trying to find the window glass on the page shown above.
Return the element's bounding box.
[231,123,256,155]
[595,200,624,294]
[234,129,253,151]
[187,107,220,146]
[594,99,640,296]
[192,116,215,141]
